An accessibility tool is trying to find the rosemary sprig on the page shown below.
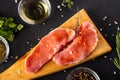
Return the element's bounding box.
[63,0,74,9]
[113,32,120,70]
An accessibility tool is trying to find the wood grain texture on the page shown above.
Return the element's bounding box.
[0,9,112,80]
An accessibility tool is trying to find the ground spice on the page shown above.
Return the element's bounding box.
[71,72,95,80]
[0,40,6,62]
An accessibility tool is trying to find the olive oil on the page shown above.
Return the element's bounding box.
[18,0,51,25]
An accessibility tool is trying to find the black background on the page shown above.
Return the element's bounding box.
[0,0,120,80]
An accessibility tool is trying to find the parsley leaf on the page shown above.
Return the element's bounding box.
[63,0,74,9]
[0,17,24,41]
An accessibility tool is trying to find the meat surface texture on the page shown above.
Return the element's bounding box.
[25,28,75,73]
[53,22,98,65]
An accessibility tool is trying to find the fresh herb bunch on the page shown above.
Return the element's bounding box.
[113,32,120,70]
[0,17,24,41]
[63,0,74,9]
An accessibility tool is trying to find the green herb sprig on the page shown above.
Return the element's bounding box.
[63,0,74,9]
[113,32,120,70]
[0,17,24,41]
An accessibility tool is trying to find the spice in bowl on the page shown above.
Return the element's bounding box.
[0,36,9,64]
[71,71,95,80]
[66,67,100,80]
[0,41,6,62]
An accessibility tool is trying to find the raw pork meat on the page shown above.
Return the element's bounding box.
[53,22,98,65]
[25,28,75,73]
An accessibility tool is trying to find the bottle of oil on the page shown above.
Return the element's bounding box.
[18,0,51,25]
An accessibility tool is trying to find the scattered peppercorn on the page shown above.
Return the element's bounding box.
[71,72,95,80]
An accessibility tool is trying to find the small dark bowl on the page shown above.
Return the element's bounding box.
[66,67,100,80]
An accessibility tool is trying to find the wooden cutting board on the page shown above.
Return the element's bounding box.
[0,9,112,80]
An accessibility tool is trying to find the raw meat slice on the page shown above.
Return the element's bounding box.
[53,22,98,65]
[25,28,75,73]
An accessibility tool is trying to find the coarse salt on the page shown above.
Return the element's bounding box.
[38,38,40,41]
[30,45,33,47]
[26,42,30,44]
[59,8,62,11]
[61,15,64,17]
[104,55,107,59]
[50,28,54,31]
[103,16,107,21]
[104,34,107,37]
[108,23,111,26]
[61,3,66,7]
[114,21,118,25]
[15,56,19,59]
[109,58,112,61]
[113,71,116,74]
[42,22,46,25]
[112,34,114,36]
[15,0,18,3]
[57,5,61,9]
[4,59,8,62]
[64,70,67,72]
[117,26,120,31]
[100,28,103,31]
[11,56,13,58]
